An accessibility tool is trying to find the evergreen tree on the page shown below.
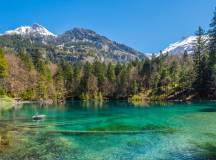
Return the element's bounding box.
[31,49,51,80]
[107,63,116,82]
[80,62,93,93]
[72,64,81,96]
[193,26,207,93]
[131,80,138,95]
[115,62,122,76]
[18,48,34,71]
[141,59,151,88]
[183,50,188,61]
[93,61,106,90]
[54,65,65,101]
[169,61,178,90]
[62,61,73,81]
[117,64,129,97]
[208,7,216,91]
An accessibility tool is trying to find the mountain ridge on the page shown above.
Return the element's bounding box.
[1,24,207,60]
[162,35,209,55]
[0,24,145,62]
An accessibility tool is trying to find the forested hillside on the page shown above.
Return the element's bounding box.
[0,8,216,102]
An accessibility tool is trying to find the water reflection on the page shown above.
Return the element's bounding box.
[80,100,104,109]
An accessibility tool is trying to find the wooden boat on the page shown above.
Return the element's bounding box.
[32,115,46,120]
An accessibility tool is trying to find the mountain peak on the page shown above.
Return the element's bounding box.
[72,27,96,35]
[4,24,56,37]
[163,35,208,55]
[1,24,145,62]
[32,23,44,29]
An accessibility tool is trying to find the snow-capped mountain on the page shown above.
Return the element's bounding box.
[0,24,145,62]
[163,35,208,55]
[4,24,56,37]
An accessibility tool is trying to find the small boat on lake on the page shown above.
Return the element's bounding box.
[32,115,46,120]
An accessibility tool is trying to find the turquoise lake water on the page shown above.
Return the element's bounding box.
[0,101,216,160]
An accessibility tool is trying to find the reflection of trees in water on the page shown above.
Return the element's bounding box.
[81,100,104,109]
[130,101,176,108]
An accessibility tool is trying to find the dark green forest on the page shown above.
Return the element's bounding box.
[1,8,216,102]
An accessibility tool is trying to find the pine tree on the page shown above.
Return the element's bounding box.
[80,62,93,93]
[18,48,33,71]
[183,51,188,62]
[54,65,65,101]
[117,64,129,97]
[62,61,73,81]
[31,49,51,80]
[193,26,207,93]
[72,64,81,96]
[131,80,138,95]
[115,62,122,76]
[93,61,106,91]
[209,8,216,62]
[169,61,178,90]
[141,59,151,88]
[208,7,216,91]
[107,63,116,82]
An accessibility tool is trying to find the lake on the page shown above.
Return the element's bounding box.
[0,101,216,160]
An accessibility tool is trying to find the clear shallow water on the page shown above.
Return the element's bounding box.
[0,101,216,160]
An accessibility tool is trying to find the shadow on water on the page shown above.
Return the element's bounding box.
[192,142,216,160]
[199,108,216,112]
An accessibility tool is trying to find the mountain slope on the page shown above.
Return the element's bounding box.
[0,24,145,62]
[56,28,144,61]
[163,35,208,55]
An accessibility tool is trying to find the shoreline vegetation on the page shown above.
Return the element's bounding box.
[0,96,15,111]
[0,8,216,106]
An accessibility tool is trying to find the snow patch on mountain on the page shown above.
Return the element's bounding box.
[4,24,56,37]
[163,35,208,55]
[163,36,196,55]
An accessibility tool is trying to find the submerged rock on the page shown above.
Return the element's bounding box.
[193,142,216,160]
[199,108,216,112]
[0,135,9,146]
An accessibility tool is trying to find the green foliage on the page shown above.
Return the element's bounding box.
[80,92,90,101]
[18,48,34,71]
[61,61,73,81]
[193,27,208,94]
[20,89,36,100]
[107,63,116,82]
[208,8,216,91]
[54,65,65,101]
[31,48,51,80]
[0,48,8,79]
[93,61,106,89]
[131,80,138,95]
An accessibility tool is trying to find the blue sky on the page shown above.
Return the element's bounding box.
[0,0,215,53]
